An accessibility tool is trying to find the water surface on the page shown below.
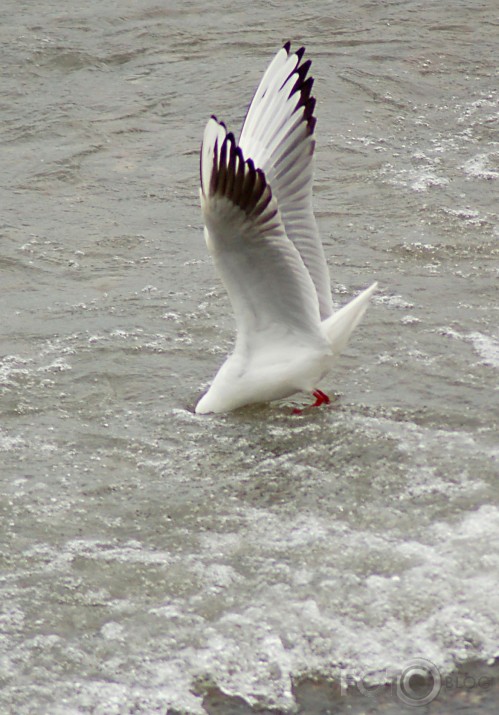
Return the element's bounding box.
[1,1,498,713]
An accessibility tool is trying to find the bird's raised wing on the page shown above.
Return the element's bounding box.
[200,117,324,355]
[238,43,333,320]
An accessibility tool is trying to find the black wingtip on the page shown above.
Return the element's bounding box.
[298,75,314,103]
[295,46,306,62]
[286,56,317,134]
[304,95,316,121]
[296,59,312,84]
[210,115,228,134]
[283,43,307,64]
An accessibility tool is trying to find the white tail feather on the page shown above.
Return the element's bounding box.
[323,282,377,355]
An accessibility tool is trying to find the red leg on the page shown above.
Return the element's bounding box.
[293,389,331,414]
[312,389,331,406]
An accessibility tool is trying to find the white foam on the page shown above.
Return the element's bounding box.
[411,172,450,192]
[442,207,487,225]
[376,294,414,309]
[380,163,450,192]
[0,431,26,451]
[438,327,499,369]
[463,152,499,180]
[468,331,499,368]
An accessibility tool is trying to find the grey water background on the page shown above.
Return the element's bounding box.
[1,0,498,713]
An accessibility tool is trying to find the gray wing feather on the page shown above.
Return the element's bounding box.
[200,118,323,355]
[239,44,333,320]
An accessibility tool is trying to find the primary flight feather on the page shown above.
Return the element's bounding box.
[196,43,376,414]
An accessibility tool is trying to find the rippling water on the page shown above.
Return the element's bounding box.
[1,1,498,713]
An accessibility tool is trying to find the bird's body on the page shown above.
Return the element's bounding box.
[195,43,376,414]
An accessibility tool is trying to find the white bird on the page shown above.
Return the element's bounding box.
[195,42,377,414]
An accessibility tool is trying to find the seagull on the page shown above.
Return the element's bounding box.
[195,42,377,414]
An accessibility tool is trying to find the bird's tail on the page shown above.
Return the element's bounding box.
[322,282,377,355]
